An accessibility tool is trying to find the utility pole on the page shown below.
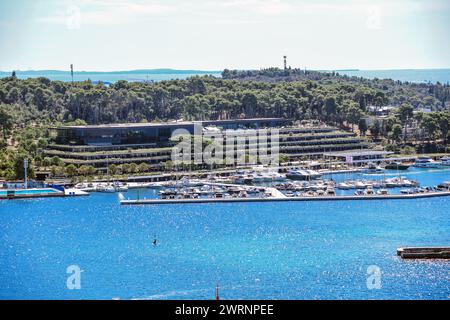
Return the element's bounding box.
[24,158,28,189]
[70,64,74,84]
[283,56,287,70]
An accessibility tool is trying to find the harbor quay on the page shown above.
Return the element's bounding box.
[120,189,450,205]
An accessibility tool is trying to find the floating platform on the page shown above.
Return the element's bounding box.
[397,247,450,259]
[120,190,450,205]
[0,188,90,200]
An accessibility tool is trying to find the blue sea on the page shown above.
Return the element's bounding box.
[0,70,222,84]
[336,69,450,84]
[1,167,450,300]
[1,69,449,84]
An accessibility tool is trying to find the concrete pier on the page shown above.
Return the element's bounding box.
[0,188,90,200]
[397,247,450,259]
[120,190,450,205]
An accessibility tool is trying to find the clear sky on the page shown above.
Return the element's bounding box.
[1,0,449,71]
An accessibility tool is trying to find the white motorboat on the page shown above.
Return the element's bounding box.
[440,156,450,166]
[361,163,384,174]
[96,184,115,193]
[286,169,322,181]
[251,173,265,183]
[325,187,336,196]
[414,156,440,168]
[271,172,286,181]
[337,182,353,190]
[400,179,416,187]
[377,189,389,195]
[354,181,368,189]
[113,182,128,192]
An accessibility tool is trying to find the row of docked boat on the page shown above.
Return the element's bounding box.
[280,185,392,197]
[286,169,322,180]
[355,156,450,173]
[284,186,336,197]
[400,182,450,194]
[274,180,335,191]
[74,181,129,192]
[337,177,419,190]
[413,156,450,168]
[159,185,270,200]
[354,186,389,195]
[230,170,286,184]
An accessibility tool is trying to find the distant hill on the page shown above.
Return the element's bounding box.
[0,68,220,75]
[222,68,450,84]
[1,68,449,84]
[0,69,222,82]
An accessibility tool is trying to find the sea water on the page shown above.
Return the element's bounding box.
[1,69,449,84]
[0,168,449,299]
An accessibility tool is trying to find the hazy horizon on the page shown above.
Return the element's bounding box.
[1,67,450,73]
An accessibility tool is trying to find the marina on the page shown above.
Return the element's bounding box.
[2,0,450,302]
[1,165,450,299]
[113,165,450,205]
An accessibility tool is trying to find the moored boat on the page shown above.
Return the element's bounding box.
[440,156,450,166]
[385,162,410,170]
[361,163,384,174]
[414,156,440,168]
[377,189,389,195]
[286,169,321,181]
[96,184,115,193]
[337,182,353,190]
[325,186,336,196]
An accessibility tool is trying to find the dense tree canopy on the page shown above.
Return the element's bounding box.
[1,70,448,129]
[0,69,450,179]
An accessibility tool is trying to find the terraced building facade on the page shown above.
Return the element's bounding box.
[44,118,368,171]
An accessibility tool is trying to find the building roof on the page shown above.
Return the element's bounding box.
[58,121,194,130]
[323,150,393,157]
[201,118,287,124]
[57,118,288,130]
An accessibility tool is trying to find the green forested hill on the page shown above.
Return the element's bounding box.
[0,68,448,127]
[1,69,450,180]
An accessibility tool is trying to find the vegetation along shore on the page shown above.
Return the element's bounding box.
[0,68,449,182]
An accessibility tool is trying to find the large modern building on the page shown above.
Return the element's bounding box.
[54,122,196,146]
[53,118,288,146]
[44,118,369,171]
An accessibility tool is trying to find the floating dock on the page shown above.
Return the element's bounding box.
[120,190,450,205]
[397,247,450,259]
[0,188,90,200]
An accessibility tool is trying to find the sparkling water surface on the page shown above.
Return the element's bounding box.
[1,168,450,300]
